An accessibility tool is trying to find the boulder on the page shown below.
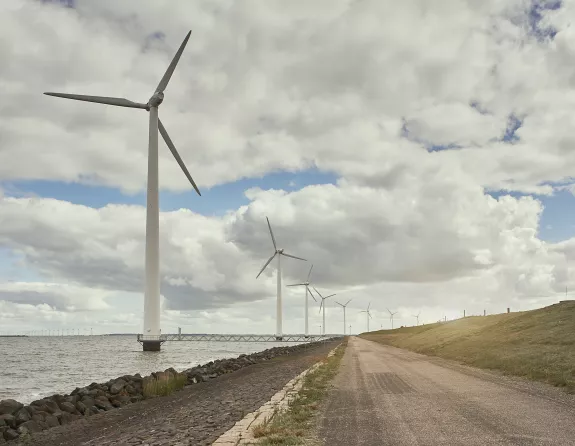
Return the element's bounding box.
[80,396,95,409]
[93,396,114,411]
[109,379,127,395]
[44,415,59,428]
[14,408,30,425]
[110,395,131,408]
[43,400,61,415]
[129,395,143,404]
[75,401,87,414]
[2,429,18,441]
[17,420,42,435]
[59,402,77,414]
[0,400,22,416]
[0,415,15,429]
[125,385,137,395]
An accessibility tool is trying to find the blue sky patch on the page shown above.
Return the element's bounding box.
[1,168,338,216]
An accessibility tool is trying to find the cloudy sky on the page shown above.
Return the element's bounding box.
[1,0,575,336]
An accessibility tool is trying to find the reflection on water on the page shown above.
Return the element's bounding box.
[0,335,301,403]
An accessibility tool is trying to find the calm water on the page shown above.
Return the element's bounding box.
[0,335,301,404]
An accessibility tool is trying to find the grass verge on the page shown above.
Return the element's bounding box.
[362,301,575,393]
[251,340,347,445]
[142,373,187,398]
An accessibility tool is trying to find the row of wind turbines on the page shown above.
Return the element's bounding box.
[42,30,423,347]
[254,217,423,338]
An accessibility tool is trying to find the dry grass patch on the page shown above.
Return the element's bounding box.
[362,301,575,392]
[143,373,187,398]
[252,341,347,445]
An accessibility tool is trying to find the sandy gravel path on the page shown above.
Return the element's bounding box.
[320,337,575,446]
[15,341,338,446]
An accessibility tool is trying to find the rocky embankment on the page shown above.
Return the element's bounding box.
[0,341,334,444]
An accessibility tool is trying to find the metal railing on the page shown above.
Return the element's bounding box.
[136,333,342,343]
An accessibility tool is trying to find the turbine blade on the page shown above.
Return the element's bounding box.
[386,307,391,315]
[287,283,306,287]
[312,286,323,299]
[368,302,371,311]
[256,253,276,279]
[158,119,201,196]
[43,93,147,109]
[325,294,336,299]
[307,286,318,302]
[307,264,314,281]
[266,217,277,250]
[281,252,307,261]
[319,300,323,313]
[335,301,344,307]
[156,30,192,94]
[345,299,352,306]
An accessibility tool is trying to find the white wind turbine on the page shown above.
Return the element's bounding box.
[335,299,352,336]
[287,264,317,337]
[313,287,336,335]
[387,308,398,329]
[256,217,306,339]
[413,311,421,326]
[360,302,373,332]
[44,31,200,351]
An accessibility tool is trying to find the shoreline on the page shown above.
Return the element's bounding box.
[1,339,341,444]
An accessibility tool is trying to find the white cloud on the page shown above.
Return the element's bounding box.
[1,0,575,333]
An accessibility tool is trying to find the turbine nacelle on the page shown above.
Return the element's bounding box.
[148,91,165,108]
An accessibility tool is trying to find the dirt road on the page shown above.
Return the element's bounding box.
[320,337,575,446]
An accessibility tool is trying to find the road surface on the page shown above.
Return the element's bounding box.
[320,337,575,445]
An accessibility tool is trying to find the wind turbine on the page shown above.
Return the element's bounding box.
[314,287,336,335]
[335,299,352,336]
[256,217,306,339]
[44,31,200,351]
[360,302,372,332]
[287,264,317,337]
[387,308,398,329]
[413,311,421,326]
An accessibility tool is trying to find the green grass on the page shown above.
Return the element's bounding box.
[142,372,187,398]
[251,341,347,445]
[361,301,575,392]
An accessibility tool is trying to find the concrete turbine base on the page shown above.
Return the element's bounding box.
[142,340,162,351]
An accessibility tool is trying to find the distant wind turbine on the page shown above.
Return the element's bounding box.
[387,308,398,329]
[413,311,421,326]
[360,302,373,332]
[314,287,336,335]
[335,299,352,336]
[287,264,317,337]
[44,31,200,351]
[256,217,306,339]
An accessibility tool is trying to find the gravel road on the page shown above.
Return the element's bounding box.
[320,337,575,446]
[14,341,338,446]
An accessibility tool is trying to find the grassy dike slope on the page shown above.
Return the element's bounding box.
[361,301,575,392]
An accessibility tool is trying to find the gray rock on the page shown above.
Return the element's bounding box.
[2,429,18,441]
[0,415,15,429]
[43,400,61,414]
[94,396,114,411]
[80,396,95,408]
[14,408,30,425]
[75,401,87,414]
[17,420,42,434]
[59,402,77,414]
[110,395,131,408]
[110,379,127,395]
[125,384,137,395]
[0,400,22,416]
[44,415,59,428]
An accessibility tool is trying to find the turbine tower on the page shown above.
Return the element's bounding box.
[256,217,306,339]
[413,311,421,326]
[335,299,352,336]
[360,302,372,332]
[314,287,336,335]
[287,264,317,337]
[387,308,398,329]
[44,31,200,351]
